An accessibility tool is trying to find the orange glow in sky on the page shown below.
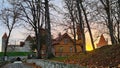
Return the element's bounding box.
[86,44,93,51]
[85,32,97,51]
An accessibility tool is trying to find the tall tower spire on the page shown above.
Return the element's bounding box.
[96,34,108,48]
[2,33,7,39]
[2,33,7,52]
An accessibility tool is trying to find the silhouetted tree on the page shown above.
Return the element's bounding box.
[75,0,86,53]
[64,0,77,53]
[117,0,120,43]
[100,0,117,44]
[80,0,95,50]
[19,0,44,58]
[0,0,21,59]
[45,0,54,59]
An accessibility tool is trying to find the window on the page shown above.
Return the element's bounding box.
[64,38,68,44]
[70,46,73,53]
[59,46,63,52]
[59,46,63,56]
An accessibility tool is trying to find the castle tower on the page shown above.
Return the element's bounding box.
[96,34,108,48]
[2,33,7,52]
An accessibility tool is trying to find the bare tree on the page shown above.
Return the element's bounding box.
[64,0,77,53]
[117,0,120,43]
[99,0,117,44]
[75,0,86,53]
[19,0,44,58]
[0,1,21,59]
[63,0,86,53]
[45,0,54,59]
[80,0,95,50]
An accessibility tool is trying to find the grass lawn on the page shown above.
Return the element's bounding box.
[0,52,32,57]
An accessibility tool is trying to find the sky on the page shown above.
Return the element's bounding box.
[0,0,109,52]
[0,0,64,51]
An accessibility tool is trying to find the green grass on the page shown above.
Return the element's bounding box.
[0,52,32,57]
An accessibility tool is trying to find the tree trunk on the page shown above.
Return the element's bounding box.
[106,0,116,44]
[45,0,54,59]
[69,8,77,53]
[36,0,42,59]
[80,1,95,50]
[100,0,117,44]
[73,22,77,53]
[4,30,11,60]
[118,0,120,43]
[76,0,86,53]
[64,0,77,53]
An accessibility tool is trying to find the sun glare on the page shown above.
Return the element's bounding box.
[86,44,93,51]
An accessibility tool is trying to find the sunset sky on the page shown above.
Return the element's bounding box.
[0,0,110,52]
[0,0,63,51]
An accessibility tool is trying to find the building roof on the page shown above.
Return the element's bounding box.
[52,33,73,45]
[96,34,108,47]
[2,33,7,39]
[25,35,33,41]
[20,42,25,47]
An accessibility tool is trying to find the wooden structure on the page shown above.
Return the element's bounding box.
[53,33,82,57]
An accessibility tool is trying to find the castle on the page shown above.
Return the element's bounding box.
[1,33,32,52]
[1,25,83,57]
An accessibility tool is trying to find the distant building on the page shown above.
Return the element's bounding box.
[53,33,82,57]
[1,33,32,52]
[52,24,83,57]
[1,25,83,57]
[2,33,7,52]
[96,34,108,48]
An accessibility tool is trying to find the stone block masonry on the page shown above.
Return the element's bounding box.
[27,59,85,68]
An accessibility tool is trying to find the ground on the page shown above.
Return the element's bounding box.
[51,44,120,67]
[1,44,120,68]
[0,62,39,68]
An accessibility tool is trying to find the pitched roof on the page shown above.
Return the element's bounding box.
[25,35,33,41]
[52,33,73,45]
[96,34,108,47]
[2,33,7,39]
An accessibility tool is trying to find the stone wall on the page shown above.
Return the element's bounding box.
[0,56,27,61]
[27,59,85,68]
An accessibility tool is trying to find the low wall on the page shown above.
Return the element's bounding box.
[0,56,27,61]
[27,59,85,68]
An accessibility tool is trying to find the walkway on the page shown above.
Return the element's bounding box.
[1,63,34,68]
